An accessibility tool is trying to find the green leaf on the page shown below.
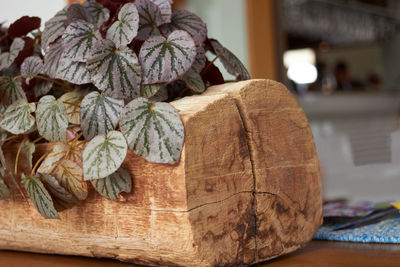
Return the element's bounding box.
[136,0,163,41]
[83,130,127,180]
[161,9,207,45]
[182,71,205,93]
[86,39,141,99]
[43,39,63,79]
[209,39,250,80]
[0,177,10,200]
[150,0,172,24]
[59,91,84,124]
[36,95,68,142]
[106,3,139,47]
[42,8,68,50]
[40,173,78,211]
[22,138,35,168]
[80,91,124,141]
[120,97,184,164]
[56,57,90,84]
[0,99,35,135]
[139,30,196,84]
[0,76,27,106]
[90,167,131,200]
[149,85,168,102]
[0,38,25,71]
[82,0,110,28]
[20,56,43,82]
[141,84,163,98]
[21,173,60,219]
[62,20,102,62]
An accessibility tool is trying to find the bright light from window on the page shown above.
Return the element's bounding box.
[287,63,318,84]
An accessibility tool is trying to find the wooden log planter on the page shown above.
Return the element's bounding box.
[0,79,322,266]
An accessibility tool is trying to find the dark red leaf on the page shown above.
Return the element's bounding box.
[96,0,133,17]
[201,59,225,86]
[8,16,41,38]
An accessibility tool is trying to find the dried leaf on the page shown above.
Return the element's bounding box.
[90,167,131,200]
[87,39,141,99]
[42,8,68,50]
[83,130,127,180]
[36,95,68,142]
[80,91,124,141]
[120,97,184,164]
[8,16,41,38]
[139,30,196,84]
[21,173,60,219]
[0,38,25,71]
[135,0,163,41]
[0,99,35,134]
[106,3,139,47]
[0,76,27,106]
[59,91,84,124]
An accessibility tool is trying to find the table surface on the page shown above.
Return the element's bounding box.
[0,240,399,267]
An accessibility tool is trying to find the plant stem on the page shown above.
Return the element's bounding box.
[31,151,51,176]
[63,101,80,108]
[1,135,20,144]
[12,74,74,91]
[14,138,25,175]
[32,136,44,144]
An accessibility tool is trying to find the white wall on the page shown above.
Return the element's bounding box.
[0,0,65,27]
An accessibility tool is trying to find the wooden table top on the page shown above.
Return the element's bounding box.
[0,240,399,267]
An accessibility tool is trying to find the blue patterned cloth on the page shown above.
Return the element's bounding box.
[314,215,400,243]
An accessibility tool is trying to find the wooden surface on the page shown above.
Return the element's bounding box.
[0,80,321,266]
[1,241,399,267]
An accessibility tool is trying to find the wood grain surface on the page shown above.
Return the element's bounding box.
[0,79,322,266]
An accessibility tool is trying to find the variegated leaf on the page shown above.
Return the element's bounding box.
[83,130,127,180]
[34,80,53,98]
[0,38,25,71]
[40,173,78,211]
[141,84,162,98]
[59,91,84,124]
[42,8,68,50]
[82,0,110,28]
[106,3,139,47]
[161,9,207,45]
[86,39,141,99]
[139,30,196,84]
[22,138,35,168]
[135,0,163,41]
[80,91,124,141]
[149,85,168,102]
[43,39,63,79]
[120,97,184,164]
[209,39,250,80]
[0,77,26,106]
[0,177,10,200]
[191,44,206,73]
[90,167,131,200]
[1,64,20,78]
[21,173,60,219]
[66,3,89,26]
[150,0,172,24]
[36,95,68,142]
[0,99,35,135]
[56,57,90,84]
[183,71,205,93]
[62,20,102,62]
[21,56,43,82]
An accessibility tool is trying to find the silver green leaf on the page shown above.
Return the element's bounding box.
[83,130,127,180]
[0,177,10,200]
[106,3,139,47]
[210,39,250,80]
[62,20,102,62]
[34,80,53,98]
[22,138,35,168]
[21,56,43,82]
[59,91,84,124]
[141,84,163,98]
[161,9,207,45]
[82,0,110,28]
[90,167,131,200]
[0,76,27,106]
[87,39,141,99]
[150,0,172,24]
[139,30,196,84]
[42,8,68,50]
[120,97,184,164]
[56,57,90,84]
[149,85,168,102]
[40,173,78,211]
[0,99,35,135]
[135,0,163,41]
[21,173,60,219]
[36,95,68,142]
[43,39,63,79]
[0,38,25,71]
[182,71,205,93]
[66,3,89,26]
[191,44,206,73]
[80,91,124,140]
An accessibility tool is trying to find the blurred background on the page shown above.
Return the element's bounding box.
[2,0,399,202]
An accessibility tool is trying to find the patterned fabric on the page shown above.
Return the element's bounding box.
[314,215,400,243]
